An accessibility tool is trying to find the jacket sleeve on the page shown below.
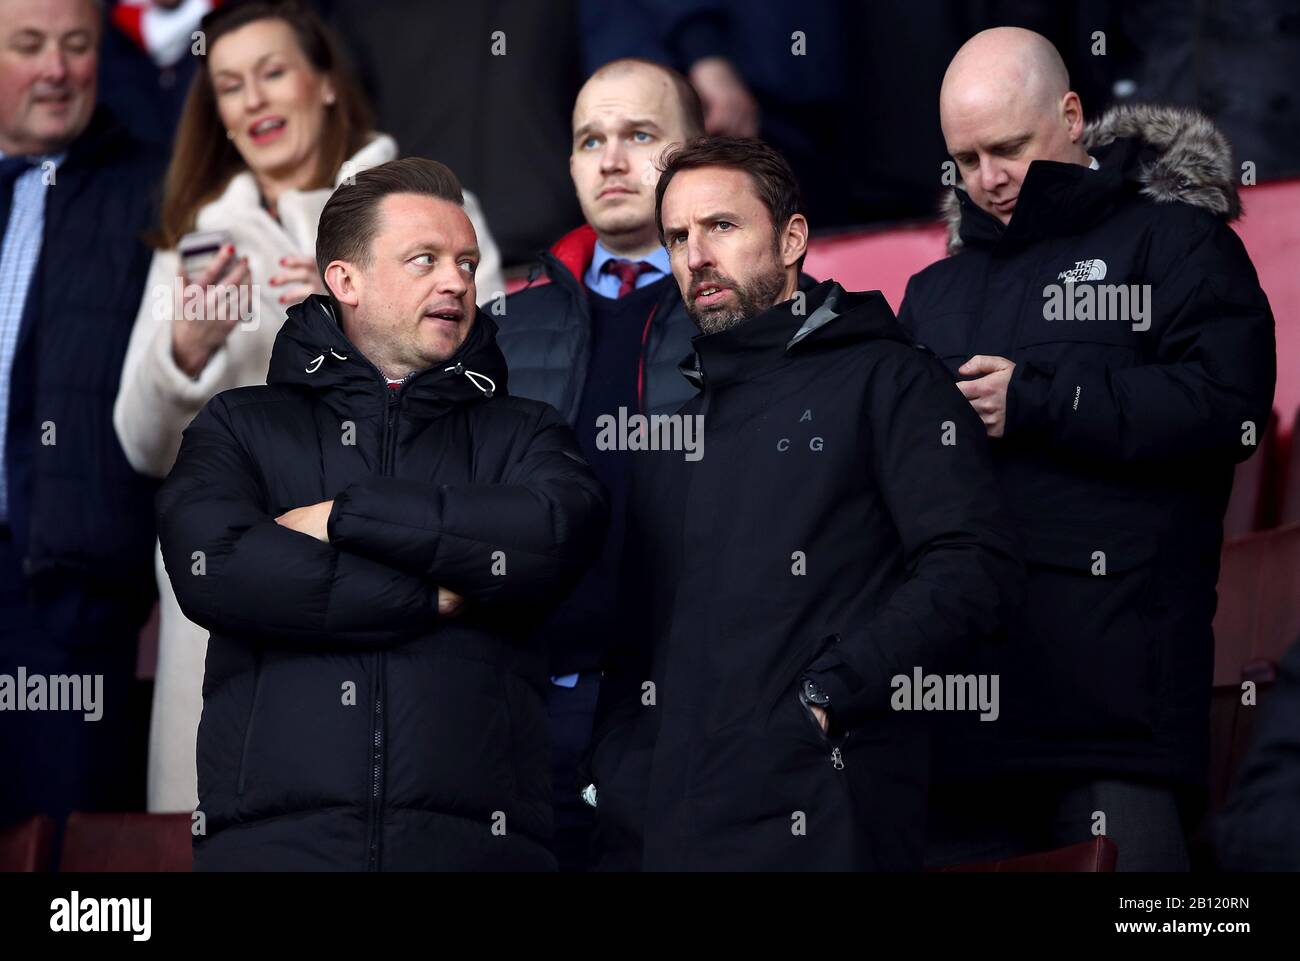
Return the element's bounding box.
[1005,215,1276,463]
[156,395,438,647]
[327,403,609,607]
[463,189,506,310]
[895,276,918,340]
[802,350,1024,726]
[114,248,238,478]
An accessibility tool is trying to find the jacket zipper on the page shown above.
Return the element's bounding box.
[366,386,400,871]
[799,695,851,770]
[793,633,850,771]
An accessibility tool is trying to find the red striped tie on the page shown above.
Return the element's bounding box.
[602,258,654,298]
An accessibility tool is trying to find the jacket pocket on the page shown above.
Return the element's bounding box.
[1008,525,1161,739]
[236,653,264,798]
[1015,307,1142,372]
[759,632,841,727]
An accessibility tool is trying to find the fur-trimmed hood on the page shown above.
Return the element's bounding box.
[941,104,1240,254]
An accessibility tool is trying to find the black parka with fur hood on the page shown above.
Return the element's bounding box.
[900,105,1276,788]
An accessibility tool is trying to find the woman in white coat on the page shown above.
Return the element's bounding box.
[114,0,503,813]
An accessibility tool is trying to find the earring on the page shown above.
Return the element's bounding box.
[226,129,235,140]
[325,94,336,106]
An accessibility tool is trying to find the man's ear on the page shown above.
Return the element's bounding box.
[324,261,360,307]
[781,214,810,270]
[1063,90,1085,143]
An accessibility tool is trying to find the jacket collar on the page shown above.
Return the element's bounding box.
[941,104,1242,254]
[546,224,600,285]
[268,294,509,420]
[586,238,671,290]
[952,137,1135,252]
[528,223,686,322]
[681,279,906,391]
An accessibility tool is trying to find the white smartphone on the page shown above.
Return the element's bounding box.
[179,229,236,282]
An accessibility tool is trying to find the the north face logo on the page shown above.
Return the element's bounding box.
[1057,258,1107,283]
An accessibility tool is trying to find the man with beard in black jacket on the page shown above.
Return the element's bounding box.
[156,158,607,871]
[900,28,1276,871]
[588,137,1023,871]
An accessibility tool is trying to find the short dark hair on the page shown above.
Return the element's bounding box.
[655,137,805,262]
[587,58,706,140]
[316,157,464,282]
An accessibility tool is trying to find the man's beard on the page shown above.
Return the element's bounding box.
[686,263,788,335]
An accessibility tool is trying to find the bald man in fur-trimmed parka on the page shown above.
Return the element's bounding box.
[900,27,1276,872]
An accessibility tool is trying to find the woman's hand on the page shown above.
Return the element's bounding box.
[171,244,252,379]
[268,254,326,306]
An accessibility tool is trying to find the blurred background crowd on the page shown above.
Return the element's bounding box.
[102,0,1300,261]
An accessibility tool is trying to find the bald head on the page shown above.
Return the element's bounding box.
[939,28,1089,224]
[942,27,1071,120]
[576,59,705,140]
[570,59,704,255]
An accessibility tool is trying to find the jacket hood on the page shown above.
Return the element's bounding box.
[268,294,509,417]
[682,280,905,390]
[941,104,1241,254]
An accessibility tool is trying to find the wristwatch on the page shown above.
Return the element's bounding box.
[800,676,831,708]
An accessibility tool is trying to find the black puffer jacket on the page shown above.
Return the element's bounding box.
[591,281,1023,871]
[899,105,1276,787]
[156,295,607,871]
[498,225,699,422]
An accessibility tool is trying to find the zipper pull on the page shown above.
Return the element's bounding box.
[830,747,844,771]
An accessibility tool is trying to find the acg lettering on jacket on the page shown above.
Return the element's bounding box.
[777,408,824,452]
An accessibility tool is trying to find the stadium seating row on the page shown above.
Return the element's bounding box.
[0,812,1117,872]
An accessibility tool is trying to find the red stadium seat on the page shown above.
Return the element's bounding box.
[1257,525,1300,663]
[1234,181,1300,442]
[1205,523,1300,809]
[1215,523,1300,670]
[1280,406,1300,526]
[58,812,193,872]
[1212,536,1271,688]
[929,837,1117,872]
[0,815,55,872]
